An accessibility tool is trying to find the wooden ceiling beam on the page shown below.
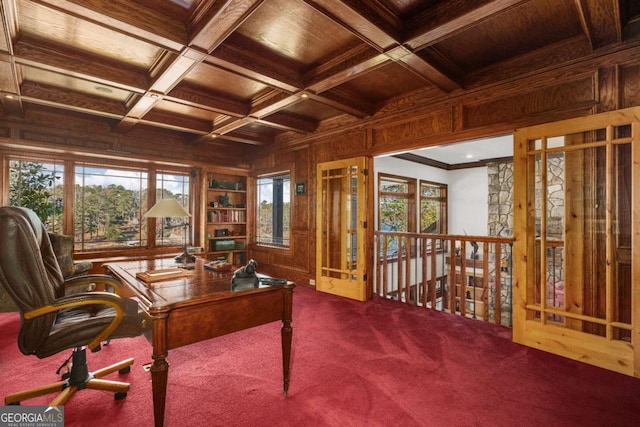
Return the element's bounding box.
[207,43,303,93]
[13,39,148,93]
[250,91,304,118]
[166,85,248,117]
[255,114,317,133]
[0,0,24,117]
[405,0,530,50]
[573,0,622,49]
[139,110,213,134]
[303,0,400,48]
[212,133,266,146]
[33,0,187,51]
[188,0,266,52]
[304,0,461,92]
[212,116,257,135]
[20,81,125,117]
[116,1,260,131]
[307,89,374,118]
[305,45,390,93]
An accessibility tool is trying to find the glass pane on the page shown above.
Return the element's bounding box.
[563,144,607,335]
[256,174,290,246]
[547,136,565,149]
[9,160,64,233]
[533,153,542,306]
[613,143,632,341]
[546,152,564,240]
[156,173,190,247]
[380,178,408,193]
[74,165,147,250]
[380,196,408,231]
[321,166,358,280]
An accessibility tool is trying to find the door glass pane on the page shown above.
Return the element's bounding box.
[613,143,632,341]
[546,152,565,322]
[321,166,358,280]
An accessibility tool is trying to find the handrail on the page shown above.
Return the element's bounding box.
[374,231,515,326]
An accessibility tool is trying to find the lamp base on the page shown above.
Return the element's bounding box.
[175,249,196,264]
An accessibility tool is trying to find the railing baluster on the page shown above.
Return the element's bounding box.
[373,231,514,326]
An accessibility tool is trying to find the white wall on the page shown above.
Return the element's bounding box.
[448,167,488,236]
[374,156,488,235]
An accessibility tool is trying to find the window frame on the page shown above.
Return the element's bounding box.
[255,172,291,249]
[378,173,417,233]
[419,179,448,234]
[5,153,192,254]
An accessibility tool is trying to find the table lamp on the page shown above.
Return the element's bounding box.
[144,198,195,264]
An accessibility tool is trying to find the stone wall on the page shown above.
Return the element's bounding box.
[486,158,566,322]
[487,162,514,325]
[487,163,514,237]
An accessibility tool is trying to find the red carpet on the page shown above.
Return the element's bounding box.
[2,284,640,426]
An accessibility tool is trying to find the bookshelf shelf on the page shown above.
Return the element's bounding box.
[204,171,248,265]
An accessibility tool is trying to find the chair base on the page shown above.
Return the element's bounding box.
[4,347,134,406]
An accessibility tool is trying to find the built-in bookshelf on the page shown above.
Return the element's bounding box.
[205,172,247,265]
[446,256,487,318]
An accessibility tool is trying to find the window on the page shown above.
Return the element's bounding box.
[8,159,65,233]
[420,180,447,234]
[256,173,290,247]
[155,172,191,246]
[75,164,148,250]
[8,156,191,253]
[378,174,416,232]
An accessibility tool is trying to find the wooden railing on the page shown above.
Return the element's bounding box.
[374,232,515,326]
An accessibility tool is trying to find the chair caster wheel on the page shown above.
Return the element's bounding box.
[118,366,131,374]
[115,392,127,400]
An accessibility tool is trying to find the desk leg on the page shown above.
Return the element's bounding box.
[150,355,169,427]
[281,287,294,396]
[150,314,170,427]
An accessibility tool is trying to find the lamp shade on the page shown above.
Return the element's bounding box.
[143,198,191,218]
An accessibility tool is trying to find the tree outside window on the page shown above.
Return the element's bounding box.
[8,157,192,252]
[420,181,447,234]
[378,174,415,232]
[9,160,64,233]
[378,174,416,258]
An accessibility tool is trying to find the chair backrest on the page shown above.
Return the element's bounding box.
[0,206,65,355]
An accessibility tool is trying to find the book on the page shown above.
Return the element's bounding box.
[136,268,192,283]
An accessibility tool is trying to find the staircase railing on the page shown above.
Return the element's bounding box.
[373,232,515,326]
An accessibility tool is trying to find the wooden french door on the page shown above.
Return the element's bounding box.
[513,107,640,377]
[316,157,371,301]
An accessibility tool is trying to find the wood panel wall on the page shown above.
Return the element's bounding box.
[247,49,640,285]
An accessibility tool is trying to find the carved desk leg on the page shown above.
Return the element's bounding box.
[281,287,294,396]
[150,313,170,427]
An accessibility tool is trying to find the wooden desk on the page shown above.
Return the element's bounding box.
[104,258,294,427]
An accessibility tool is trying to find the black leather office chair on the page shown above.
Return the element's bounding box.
[0,206,146,406]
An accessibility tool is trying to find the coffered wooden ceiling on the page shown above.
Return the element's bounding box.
[1,0,639,148]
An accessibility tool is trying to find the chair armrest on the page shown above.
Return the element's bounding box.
[24,292,137,350]
[62,274,125,294]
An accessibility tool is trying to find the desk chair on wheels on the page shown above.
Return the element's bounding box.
[0,206,146,406]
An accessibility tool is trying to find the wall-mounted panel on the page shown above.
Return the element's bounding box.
[464,77,596,128]
[373,110,453,149]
